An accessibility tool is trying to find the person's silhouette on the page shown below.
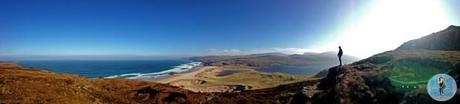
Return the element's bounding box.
[438,76,446,96]
[338,46,343,66]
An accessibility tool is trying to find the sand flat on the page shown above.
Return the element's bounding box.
[156,66,217,83]
[153,65,313,92]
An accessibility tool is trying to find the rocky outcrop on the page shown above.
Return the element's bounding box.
[312,64,401,104]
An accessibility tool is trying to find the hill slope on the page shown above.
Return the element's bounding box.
[312,25,460,104]
[398,25,460,51]
[0,63,209,103]
[0,63,320,104]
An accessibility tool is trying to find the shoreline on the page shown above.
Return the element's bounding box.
[153,66,215,83]
[102,61,202,80]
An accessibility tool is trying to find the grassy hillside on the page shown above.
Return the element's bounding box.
[312,50,460,103]
[0,63,207,104]
[0,63,321,103]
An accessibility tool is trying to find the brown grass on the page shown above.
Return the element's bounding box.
[0,63,207,104]
[0,63,319,104]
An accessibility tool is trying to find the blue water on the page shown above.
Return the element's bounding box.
[256,65,333,75]
[17,60,195,78]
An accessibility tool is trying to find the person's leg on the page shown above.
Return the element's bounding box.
[339,56,342,66]
[440,87,444,96]
[439,87,443,96]
[338,57,340,66]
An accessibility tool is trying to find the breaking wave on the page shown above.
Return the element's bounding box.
[104,62,202,80]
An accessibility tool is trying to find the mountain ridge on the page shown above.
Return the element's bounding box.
[397,25,460,51]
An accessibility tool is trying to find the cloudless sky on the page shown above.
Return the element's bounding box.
[0,0,459,59]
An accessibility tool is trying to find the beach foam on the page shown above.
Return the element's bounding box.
[104,62,202,80]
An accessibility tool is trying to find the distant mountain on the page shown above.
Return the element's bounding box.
[191,52,359,68]
[299,51,358,64]
[249,52,289,56]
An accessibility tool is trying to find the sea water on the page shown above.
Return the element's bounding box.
[17,60,201,79]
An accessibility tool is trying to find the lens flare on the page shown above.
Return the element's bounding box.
[316,0,453,58]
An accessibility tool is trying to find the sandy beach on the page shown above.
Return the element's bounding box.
[153,65,313,92]
[155,66,217,83]
[154,66,236,92]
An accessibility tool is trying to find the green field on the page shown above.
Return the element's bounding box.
[387,61,451,93]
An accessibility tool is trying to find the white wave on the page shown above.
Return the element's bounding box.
[104,62,202,80]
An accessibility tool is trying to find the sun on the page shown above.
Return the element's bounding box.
[316,0,453,58]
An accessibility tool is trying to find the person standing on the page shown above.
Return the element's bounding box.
[338,46,343,66]
[438,76,446,96]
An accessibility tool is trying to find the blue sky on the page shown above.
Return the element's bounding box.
[1,0,459,60]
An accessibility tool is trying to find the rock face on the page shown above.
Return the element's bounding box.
[313,62,403,104]
[398,25,460,51]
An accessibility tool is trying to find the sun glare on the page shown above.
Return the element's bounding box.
[317,0,452,58]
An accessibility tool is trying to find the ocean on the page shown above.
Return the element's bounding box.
[17,60,202,79]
